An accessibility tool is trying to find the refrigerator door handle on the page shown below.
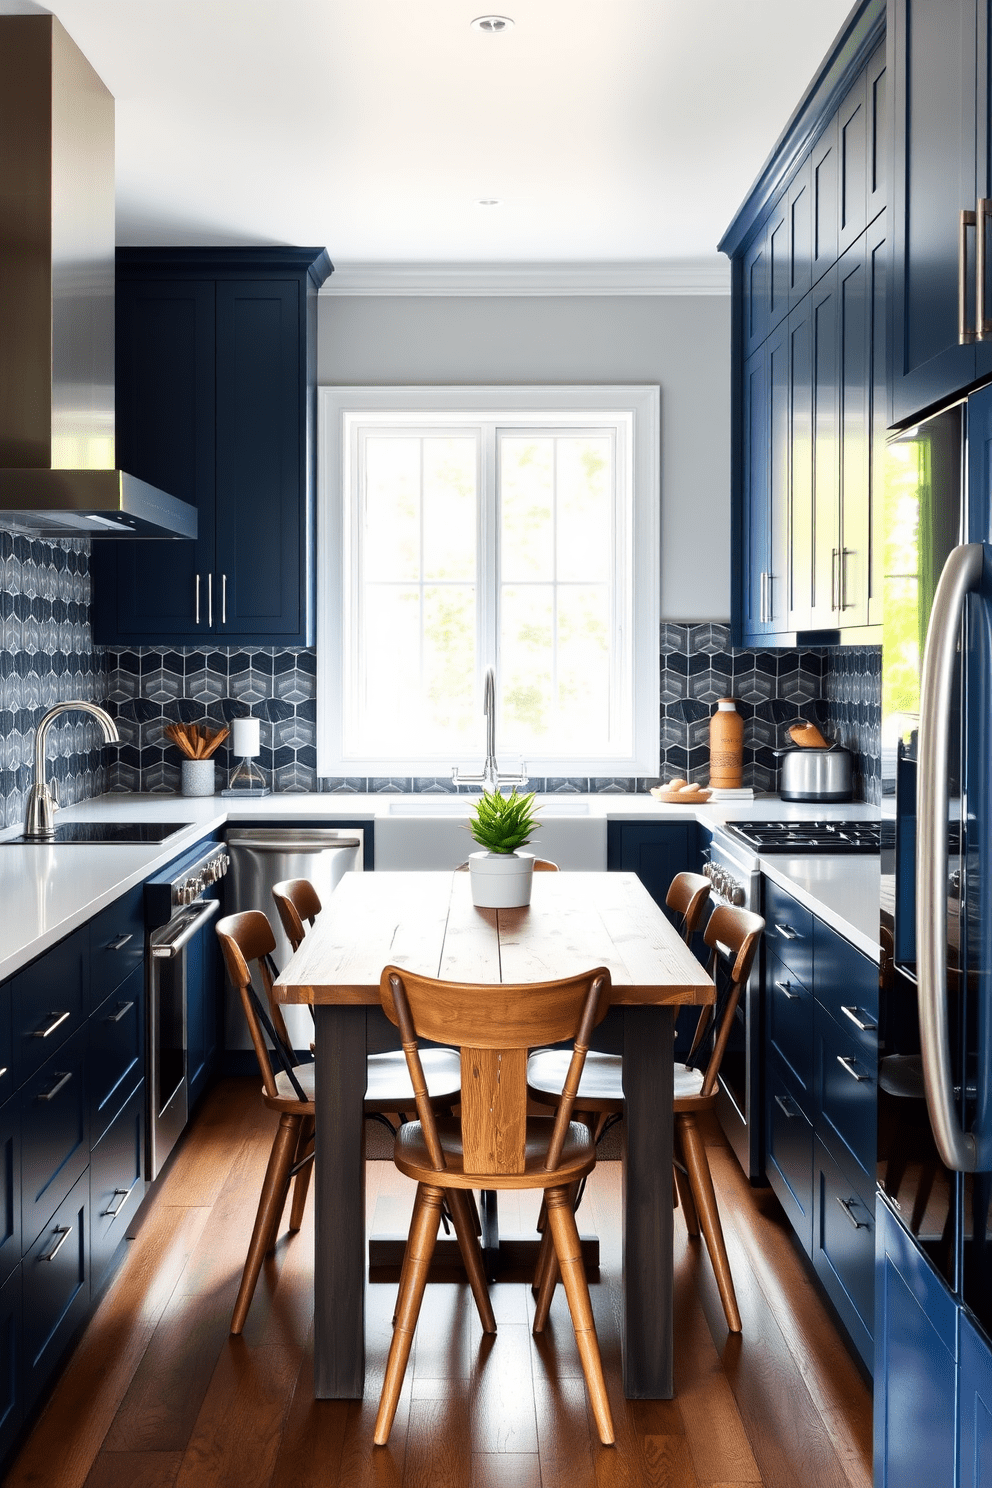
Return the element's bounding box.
[917,541,984,1172]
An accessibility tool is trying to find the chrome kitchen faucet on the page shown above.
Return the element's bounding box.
[451,667,528,793]
[23,701,120,841]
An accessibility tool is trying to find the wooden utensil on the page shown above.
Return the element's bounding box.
[788,722,829,749]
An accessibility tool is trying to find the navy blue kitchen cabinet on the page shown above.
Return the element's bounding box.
[762,878,879,1371]
[720,2,885,646]
[959,1310,992,1487]
[92,247,332,647]
[606,821,697,929]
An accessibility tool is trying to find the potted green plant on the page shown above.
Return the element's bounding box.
[466,788,541,907]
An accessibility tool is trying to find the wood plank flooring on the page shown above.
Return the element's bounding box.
[2,1078,872,1488]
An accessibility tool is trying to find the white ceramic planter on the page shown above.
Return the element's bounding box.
[181,759,216,797]
[468,850,535,908]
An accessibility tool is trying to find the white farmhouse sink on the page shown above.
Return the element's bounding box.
[375,795,604,870]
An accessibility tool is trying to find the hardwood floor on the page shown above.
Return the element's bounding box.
[3,1079,872,1488]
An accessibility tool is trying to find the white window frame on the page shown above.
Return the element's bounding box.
[317,385,660,778]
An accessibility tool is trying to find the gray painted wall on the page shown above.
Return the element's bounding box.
[316,294,731,622]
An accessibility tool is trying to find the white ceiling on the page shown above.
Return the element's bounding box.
[4,0,856,290]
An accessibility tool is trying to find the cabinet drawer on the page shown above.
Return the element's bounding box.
[88,888,144,1014]
[815,1004,876,1183]
[90,1081,145,1294]
[0,983,12,1112]
[0,1103,20,1291]
[21,1027,88,1247]
[22,1170,89,1412]
[813,919,878,1026]
[766,947,814,1105]
[765,1056,813,1253]
[12,928,87,1086]
[763,881,813,984]
[812,1135,874,1371]
[89,965,143,1145]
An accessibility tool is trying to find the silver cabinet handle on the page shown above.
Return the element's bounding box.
[106,933,132,952]
[195,572,201,625]
[836,1054,867,1083]
[835,1196,867,1230]
[40,1225,73,1262]
[38,1071,72,1102]
[106,1000,134,1024]
[774,923,799,941]
[759,571,770,625]
[207,572,213,628]
[979,199,992,339]
[32,1010,70,1039]
[840,548,852,610]
[960,208,977,344]
[831,548,840,611]
[103,1180,139,1218]
[221,573,227,625]
[841,1005,876,1032]
[774,1093,796,1118]
[775,980,800,1001]
[918,542,983,1171]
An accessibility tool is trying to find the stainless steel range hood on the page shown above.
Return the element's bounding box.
[0,16,196,541]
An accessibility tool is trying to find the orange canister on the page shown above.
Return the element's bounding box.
[709,698,744,788]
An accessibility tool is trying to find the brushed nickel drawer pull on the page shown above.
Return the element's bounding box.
[106,933,133,952]
[774,1094,796,1118]
[775,980,800,1001]
[835,1195,867,1230]
[32,1010,70,1039]
[195,572,201,625]
[106,1000,134,1024]
[221,572,227,625]
[41,1225,73,1262]
[208,572,213,628]
[774,923,800,940]
[837,1054,867,1082]
[103,1180,139,1218]
[38,1071,72,1102]
[841,1004,877,1032]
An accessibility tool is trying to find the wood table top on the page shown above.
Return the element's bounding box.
[273,870,715,1008]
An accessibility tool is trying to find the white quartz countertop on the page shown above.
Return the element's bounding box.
[0,791,882,981]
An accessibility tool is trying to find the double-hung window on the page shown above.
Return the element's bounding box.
[317,386,659,779]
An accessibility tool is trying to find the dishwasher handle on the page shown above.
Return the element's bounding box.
[226,833,362,854]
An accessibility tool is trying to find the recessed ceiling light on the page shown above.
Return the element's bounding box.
[477,199,502,207]
[471,16,514,33]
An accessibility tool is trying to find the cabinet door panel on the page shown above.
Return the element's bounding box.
[767,195,791,334]
[91,280,217,644]
[812,1135,874,1370]
[838,236,871,628]
[89,965,143,1146]
[811,116,839,283]
[866,41,887,223]
[0,1266,21,1466]
[606,823,695,924]
[214,280,303,638]
[765,1056,813,1252]
[743,231,770,359]
[90,1081,144,1294]
[814,917,879,1026]
[88,887,144,1014]
[789,156,813,310]
[764,881,814,985]
[960,1310,992,1488]
[788,297,814,630]
[890,0,978,424]
[767,322,790,633]
[816,1005,877,1183]
[21,1027,88,1247]
[868,210,888,625]
[12,928,86,1087]
[810,266,841,628]
[741,346,769,642]
[0,1104,20,1291]
[766,948,814,1105]
[838,71,869,255]
[21,1172,89,1413]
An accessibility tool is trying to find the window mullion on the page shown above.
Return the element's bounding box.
[482,422,498,683]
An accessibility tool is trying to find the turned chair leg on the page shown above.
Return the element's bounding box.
[447,1189,497,1333]
[231,1112,301,1335]
[542,1187,614,1446]
[673,1135,699,1237]
[678,1112,741,1333]
[375,1184,446,1445]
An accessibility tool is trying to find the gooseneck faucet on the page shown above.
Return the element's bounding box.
[451,666,528,793]
[24,701,120,841]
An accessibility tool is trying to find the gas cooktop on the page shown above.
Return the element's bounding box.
[721,820,881,854]
[8,822,191,845]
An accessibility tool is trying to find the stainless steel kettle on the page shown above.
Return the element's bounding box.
[774,743,853,802]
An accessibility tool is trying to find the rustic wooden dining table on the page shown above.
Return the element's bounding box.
[273,868,715,1402]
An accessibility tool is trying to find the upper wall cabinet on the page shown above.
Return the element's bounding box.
[92,248,332,648]
[720,1,885,647]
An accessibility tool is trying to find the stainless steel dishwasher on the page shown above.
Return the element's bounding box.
[224,827,364,1053]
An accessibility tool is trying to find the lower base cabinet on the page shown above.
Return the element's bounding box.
[765,1057,814,1251]
[0,1266,22,1465]
[811,1135,875,1368]
[90,1082,145,1294]
[22,1170,89,1414]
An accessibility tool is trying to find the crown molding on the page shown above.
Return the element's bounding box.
[321,259,730,297]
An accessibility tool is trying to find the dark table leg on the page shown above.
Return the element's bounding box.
[314,1003,368,1399]
[480,1190,500,1282]
[621,1004,674,1398]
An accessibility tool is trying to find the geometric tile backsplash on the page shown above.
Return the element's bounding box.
[0,531,884,828]
[0,532,110,830]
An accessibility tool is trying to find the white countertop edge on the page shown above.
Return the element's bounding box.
[757,853,881,960]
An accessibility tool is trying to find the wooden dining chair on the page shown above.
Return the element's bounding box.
[215,910,463,1335]
[527,903,763,1334]
[373,962,616,1447]
[666,870,711,943]
[271,876,322,952]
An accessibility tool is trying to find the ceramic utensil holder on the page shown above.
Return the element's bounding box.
[181,759,216,797]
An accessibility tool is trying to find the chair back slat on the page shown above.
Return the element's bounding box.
[460,1047,528,1174]
[666,871,711,944]
[693,905,764,1100]
[379,964,612,1177]
[272,878,322,953]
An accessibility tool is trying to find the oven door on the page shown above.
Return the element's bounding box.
[148,898,220,1179]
